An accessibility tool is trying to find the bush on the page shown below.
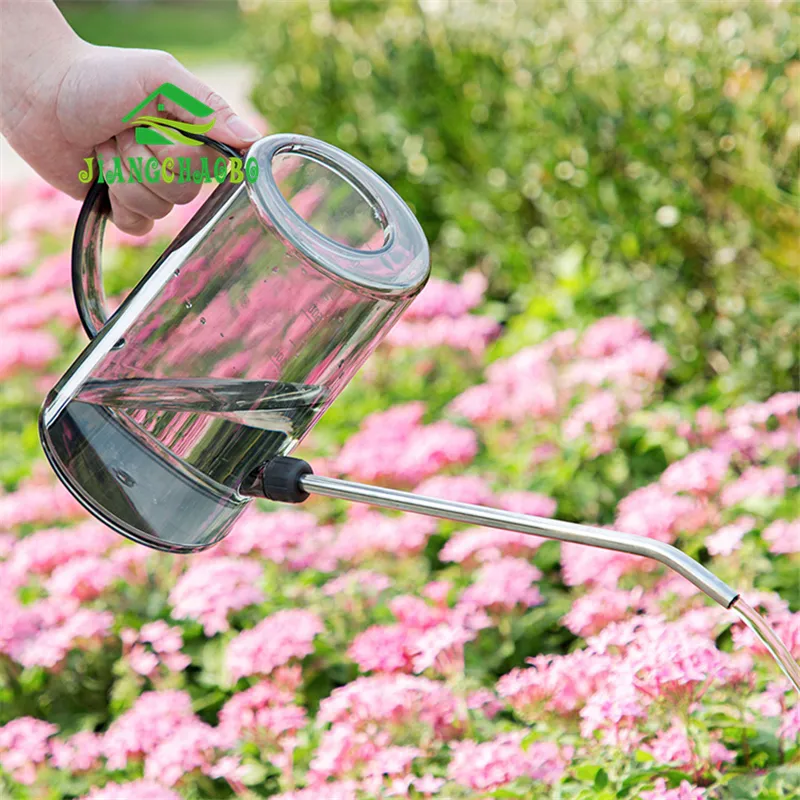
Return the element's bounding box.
[245,0,799,401]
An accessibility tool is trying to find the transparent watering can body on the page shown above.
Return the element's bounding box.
[39,134,430,552]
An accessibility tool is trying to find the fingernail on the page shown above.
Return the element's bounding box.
[226,115,261,142]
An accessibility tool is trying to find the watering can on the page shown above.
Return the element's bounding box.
[37,130,800,692]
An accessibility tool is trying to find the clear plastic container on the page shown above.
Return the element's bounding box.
[40,134,430,552]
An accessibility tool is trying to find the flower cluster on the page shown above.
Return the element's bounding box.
[386,271,501,356]
[0,173,797,799]
[333,402,478,485]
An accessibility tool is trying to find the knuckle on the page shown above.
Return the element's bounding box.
[154,50,178,69]
[203,91,226,113]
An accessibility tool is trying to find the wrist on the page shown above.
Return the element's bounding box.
[0,1,86,139]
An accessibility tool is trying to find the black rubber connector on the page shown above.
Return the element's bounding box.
[240,456,314,504]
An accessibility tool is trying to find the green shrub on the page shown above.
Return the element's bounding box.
[245,0,799,401]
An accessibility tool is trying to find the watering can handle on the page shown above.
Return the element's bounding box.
[71,131,243,340]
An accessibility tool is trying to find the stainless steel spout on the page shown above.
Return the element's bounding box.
[299,474,739,609]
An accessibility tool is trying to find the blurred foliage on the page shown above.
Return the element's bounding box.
[246,0,799,403]
[59,0,244,65]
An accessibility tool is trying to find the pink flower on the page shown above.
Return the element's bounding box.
[579,674,647,752]
[409,622,476,675]
[0,330,60,378]
[727,392,800,429]
[80,780,182,800]
[323,569,392,598]
[562,588,644,637]
[140,620,183,654]
[615,484,703,542]
[218,679,307,744]
[448,732,568,790]
[334,403,478,485]
[661,449,731,495]
[422,580,452,605]
[496,490,557,518]
[271,781,359,800]
[705,516,756,557]
[448,382,509,423]
[721,466,794,508]
[142,718,221,787]
[414,474,494,505]
[646,721,735,774]
[579,316,646,358]
[122,621,191,676]
[560,541,654,589]
[563,391,621,454]
[466,688,504,719]
[566,339,670,388]
[348,594,481,677]
[128,646,159,677]
[309,723,388,781]
[5,603,113,669]
[413,775,446,795]
[641,779,707,800]
[778,705,800,743]
[0,533,14,559]
[0,717,57,785]
[766,391,800,417]
[0,291,77,331]
[390,595,449,629]
[6,521,117,580]
[0,236,37,276]
[0,482,86,529]
[460,557,543,612]
[45,555,122,600]
[317,674,462,738]
[220,509,335,572]
[367,745,420,778]
[762,519,800,555]
[497,650,614,717]
[403,271,486,320]
[387,315,500,355]
[348,625,416,673]
[226,609,324,680]
[620,620,744,700]
[733,611,800,659]
[102,690,196,770]
[440,527,544,565]
[50,731,104,772]
[169,557,264,636]
[333,511,437,562]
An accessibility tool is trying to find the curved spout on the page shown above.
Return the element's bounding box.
[297,474,739,609]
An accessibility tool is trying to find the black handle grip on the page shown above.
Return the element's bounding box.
[71,129,243,340]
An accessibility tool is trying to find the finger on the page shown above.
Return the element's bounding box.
[116,128,203,206]
[141,52,262,149]
[95,140,157,236]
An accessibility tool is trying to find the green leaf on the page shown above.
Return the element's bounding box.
[239,760,270,786]
[594,769,610,790]
[575,764,602,782]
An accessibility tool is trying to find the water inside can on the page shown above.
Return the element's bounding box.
[40,378,327,551]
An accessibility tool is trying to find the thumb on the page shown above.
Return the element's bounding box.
[136,51,262,149]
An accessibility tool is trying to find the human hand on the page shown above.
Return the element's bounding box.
[0,2,261,234]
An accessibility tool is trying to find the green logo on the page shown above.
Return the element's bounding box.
[78,82,259,186]
[121,82,216,147]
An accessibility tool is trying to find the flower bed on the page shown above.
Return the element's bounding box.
[0,177,798,799]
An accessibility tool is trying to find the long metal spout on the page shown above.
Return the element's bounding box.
[298,474,739,609]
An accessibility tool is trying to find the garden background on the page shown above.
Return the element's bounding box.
[0,1,798,799]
